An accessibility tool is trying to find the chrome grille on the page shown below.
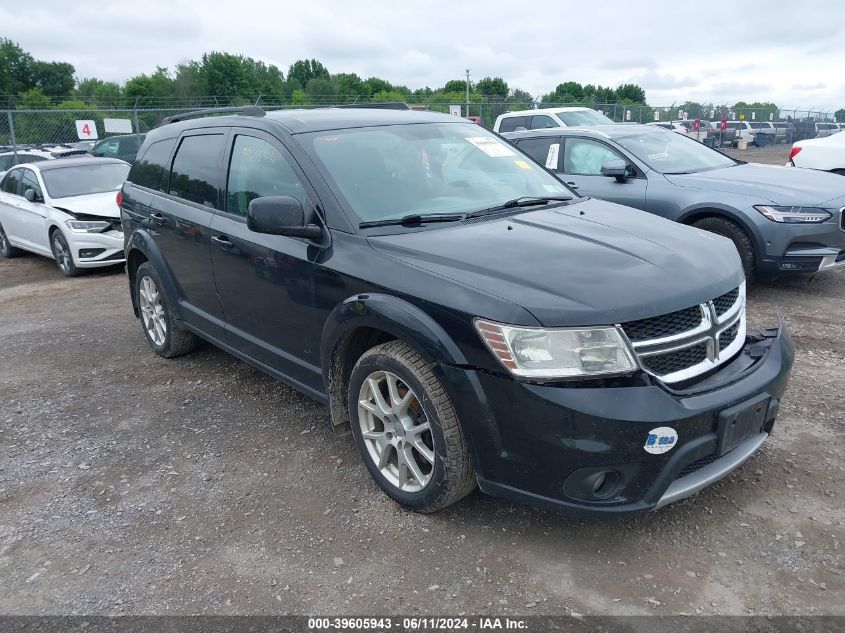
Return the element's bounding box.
[620,282,746,384]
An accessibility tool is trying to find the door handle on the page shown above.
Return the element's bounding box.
[210,235,234,249]
[148,212,166,227]
[565,181,579,190]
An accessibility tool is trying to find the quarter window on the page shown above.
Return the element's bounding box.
[168,134,226,208]
[226,135,306,217]
[1,168,22,195]
[563,138,626,176]
[130,138,176,191]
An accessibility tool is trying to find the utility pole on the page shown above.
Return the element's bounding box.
[465,68,470,117]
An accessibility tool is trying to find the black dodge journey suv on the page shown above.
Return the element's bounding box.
[121,105,793,516]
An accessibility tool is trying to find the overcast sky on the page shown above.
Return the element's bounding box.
[2,0,844,108]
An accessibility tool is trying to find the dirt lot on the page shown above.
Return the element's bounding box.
[1,149,843,617]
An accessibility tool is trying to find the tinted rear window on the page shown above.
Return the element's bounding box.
[129,138,176,191]
[168,134,226,209]
[498,116,530,132]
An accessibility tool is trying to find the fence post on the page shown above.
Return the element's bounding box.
[6,110,17,157]
[132,98,140,136]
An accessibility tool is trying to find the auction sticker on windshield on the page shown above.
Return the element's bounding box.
[466,136,515,157]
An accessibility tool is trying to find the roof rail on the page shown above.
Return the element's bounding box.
[162,105,266,125]
[330,102,411,111]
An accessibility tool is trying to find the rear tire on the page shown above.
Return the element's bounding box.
[135,262,199,358]
[0,222,20,258]
[50,230,80,277]
[348,340,475,513]
[692,216,756,282]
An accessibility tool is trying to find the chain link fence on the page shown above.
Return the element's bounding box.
[0,100,838,156]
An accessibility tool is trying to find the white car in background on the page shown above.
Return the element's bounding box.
[493,107,614,132]
[0,145,90,179]
[0,157,130,276]
[646,121,689,135]
[788,132,845,176]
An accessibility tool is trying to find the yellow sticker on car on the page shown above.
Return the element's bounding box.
[514,160,531,169]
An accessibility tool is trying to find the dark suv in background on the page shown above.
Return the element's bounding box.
[91,133,146,164]
[121,106,793,516]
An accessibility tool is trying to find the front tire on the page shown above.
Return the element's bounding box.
[348,340,475,513]
[0,222,20,258]
[692,217,756,282]
[50,230,80,277]
[135,262,199,358]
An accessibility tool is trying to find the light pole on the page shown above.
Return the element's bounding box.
[465,68,470,117]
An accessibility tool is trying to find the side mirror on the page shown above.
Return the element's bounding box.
[247,196,322,239]
[601,160,630,182]
[24,188,40,203]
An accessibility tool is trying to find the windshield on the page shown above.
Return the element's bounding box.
[307,122,572,224]
[556,110,614,126]
[615,131,737,173]
[41,163,130,198]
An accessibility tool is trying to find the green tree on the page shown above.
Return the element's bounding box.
[616,83,646,104]
[305,77,336,101]
[0,38,35,97]
[32,61,75,97]
[334,73,368,102]
[835,108,845,123]
[476,76,508,98]
[124,67,176,104]
[287,59,329,88]
[364,77,392,95]
[16,87,51,109]
[443,79,469,94]
[76,78,122,105]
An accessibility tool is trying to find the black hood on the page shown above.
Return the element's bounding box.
[368,199,744,327]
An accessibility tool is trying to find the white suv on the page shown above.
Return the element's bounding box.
[493,107,614,133]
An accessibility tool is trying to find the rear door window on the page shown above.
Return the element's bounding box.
[168,134,226,209]
[498,116,530,132]
[529,115,558,130]
[515,137,561,169]
[1,168,23,195]
[129,138,176,192]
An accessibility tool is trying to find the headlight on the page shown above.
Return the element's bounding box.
[65,219,112,233]
[753,205,832,223]
[474,319,637,379]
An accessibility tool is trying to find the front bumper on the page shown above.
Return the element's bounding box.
[756,210,845,274]
[66,230,125,267]
[437,323,794,517]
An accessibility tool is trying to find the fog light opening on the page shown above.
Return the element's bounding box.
[589,470,619,499]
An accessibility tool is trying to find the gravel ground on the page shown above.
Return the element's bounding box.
[1,149,842,616]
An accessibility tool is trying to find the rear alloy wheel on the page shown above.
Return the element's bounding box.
[692,217,756,282]
[0,222,20,258]
[134,262,199,358]
[348,340,475,513]
[50,230,80,277]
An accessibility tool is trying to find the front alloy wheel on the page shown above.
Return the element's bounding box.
[348,340,475,513]
[358,370,435,492]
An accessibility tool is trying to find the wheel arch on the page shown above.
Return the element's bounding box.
[125,230,182,320]
[320,294,469,433]
[678,205,762,260]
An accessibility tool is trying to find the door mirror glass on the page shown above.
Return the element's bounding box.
[247,196,321,239]
[24,188,39,202]
[600,159,629,181]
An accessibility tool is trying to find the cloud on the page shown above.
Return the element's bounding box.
[1,0,844,108]
[791,83,826,91]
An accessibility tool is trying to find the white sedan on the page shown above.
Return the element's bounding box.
[788,132,845,176]
[0,157,129,276]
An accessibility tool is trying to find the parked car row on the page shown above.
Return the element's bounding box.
[4,105,842,518]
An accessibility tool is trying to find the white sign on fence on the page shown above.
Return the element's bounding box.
[625,110,631,121]
[449,105,461,117]
[770,112,774,121]
[751,111,756,120]
[75,120,98,140]
[104,118,133,134]
[654,111,660,121]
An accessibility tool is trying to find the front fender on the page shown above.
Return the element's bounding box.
[125,229,183,321]
[320,293,470,431]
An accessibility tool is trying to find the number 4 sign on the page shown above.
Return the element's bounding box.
[75,120,98,140]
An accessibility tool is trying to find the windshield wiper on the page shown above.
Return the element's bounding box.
[465,196,573,219]
[359,213,465,229]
